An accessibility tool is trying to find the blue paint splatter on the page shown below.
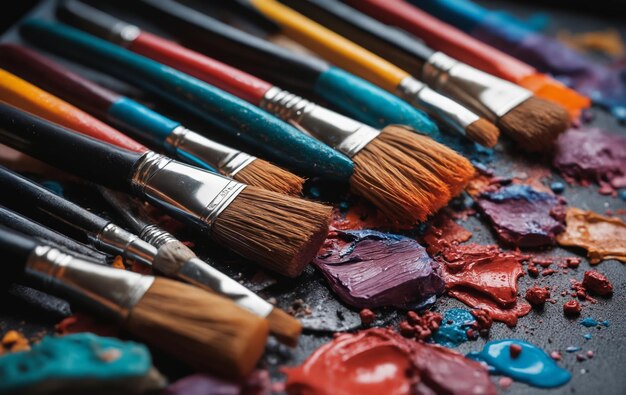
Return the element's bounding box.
[566,346,581,353]
[467,339,571,388]
[484,184,552,202]
[583,333,593,340]
[601,320,610,327]
[580,317,599,327]
[550,181,565,194]
[432,308,475,348]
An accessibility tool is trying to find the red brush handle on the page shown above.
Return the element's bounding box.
[129,31,273,104]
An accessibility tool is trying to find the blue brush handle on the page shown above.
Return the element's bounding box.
[21,19,354,182]
[409,0,485,33]
[314,67,439,137]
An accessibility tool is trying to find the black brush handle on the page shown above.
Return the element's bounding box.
[0,205,107,264]
[0,225,36,286]
[0,103,142,191]
[0,166,110,239]
[122,0,329,92]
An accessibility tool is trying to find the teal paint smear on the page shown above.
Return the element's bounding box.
[0,334,152,393]
[21,20,354,182]
[432,308,474,347]
[314,67,439,138]
[468,339,572,388]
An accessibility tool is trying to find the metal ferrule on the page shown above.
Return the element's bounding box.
[396,76,479,136]
[260,86,380,158]
[91,223,157,266]
[178,257,273,317]
[25,245,154,321]
[423,52,532,121]
[165,126,255,176]
[130,152,247,232]
[108,22,141,47]
[139,224,178,250]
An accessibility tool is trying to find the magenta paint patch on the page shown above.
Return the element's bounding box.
[313,230,445,309]
[476,184,566,247]
[553,128,626,194]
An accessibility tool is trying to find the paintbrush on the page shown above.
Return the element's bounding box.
[0,205,107,264]
[0,103,332,277]
[344,0,590,122]
[284,0,570,151]
[0,46,304,196]
[226,0,499,145]
[99,187,302,346]
[84,0,441,140]
[18,20,352,183]
[54,1,473,224]
[0,225,269,377]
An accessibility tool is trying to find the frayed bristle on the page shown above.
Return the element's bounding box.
[498,97,570,152]
[127,278,269,378]
[152,241,196,277]
[380,126,475,197]
[350,135,451,225]
[465,118,500,148]
[266,307,302,347]
[233,159,304,196]
[213,187,332,277]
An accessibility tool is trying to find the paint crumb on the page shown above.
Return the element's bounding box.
[1,330,30,353]
[111,255,125,269]
[563,300,582,316]
[359,309,375,326]
[566,346,582,353]
[583,333,593,340]
[97,348,122,363]
[498,377,513,389]
[550,181,565,194]
[470,309,493,336]
[550,351,562,361]
[582,270,613,296]
[525,287,551,307]
[287,299,312,318]
[509,343,522,358]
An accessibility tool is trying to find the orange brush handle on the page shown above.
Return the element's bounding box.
[0,69,148,153]
[249,0,407,92]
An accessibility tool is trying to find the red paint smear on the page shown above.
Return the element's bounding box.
[330,201,409,231]
[422,212,472,256]
[283,328,496,395]
[56,312,119,337]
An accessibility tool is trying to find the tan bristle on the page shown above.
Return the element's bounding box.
[498,97,570,152]
[379,126,475,197]
[152,241,196,277]
[350,135,450,225]
[266,307,303,347]
[126,278,269,378]
[212,187,332,277]
[233,158,305,196]
[465,118,500,148]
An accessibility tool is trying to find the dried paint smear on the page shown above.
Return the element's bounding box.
[284,328,496,395]
[557,208,626,264]
[313,230,444,309]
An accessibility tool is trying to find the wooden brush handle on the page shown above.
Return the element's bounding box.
[0,225,36,285]
[0,167,110,238]
[0,103,142,191]
[248,0,408,92]
[0,66,147,153]
[129,31,273,105]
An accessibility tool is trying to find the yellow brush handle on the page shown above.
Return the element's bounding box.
[250,0,408,92]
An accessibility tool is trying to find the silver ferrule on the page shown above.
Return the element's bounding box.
[396,76,480,136]
[25,245,154,321]
[423,52,532,121]
[165,126,256,176]
[139,224,178,250]
[92,223,157,266]
[178,257,273,317]
[109,22,141,47]
[260,86,380,158]
[130,152,247,233]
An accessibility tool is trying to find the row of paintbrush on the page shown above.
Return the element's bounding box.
[0,0,573,379]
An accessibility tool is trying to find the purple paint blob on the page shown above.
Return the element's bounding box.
[161,371,270,395]
[553,128,626,193]
[476,184,566,247]
[313,230,445,309]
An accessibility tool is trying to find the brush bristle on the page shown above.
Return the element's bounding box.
[212,187,332,277]
[465,118,500,148]
[266,307,303,347]
[233,158,304,196]
[126,278,269,378]
[498,97,570,152]
[152,241,196,277]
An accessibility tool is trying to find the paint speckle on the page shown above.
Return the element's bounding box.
[563,300,582,316]
[582,270,613,296]
[359,309,375,326]
[580,317,599,327]
[432,309,474,348]
[583,333,593,340]
[467,339,571,388]
[525,286,551,307]
[550,181,565,194]
[566,346,582,353]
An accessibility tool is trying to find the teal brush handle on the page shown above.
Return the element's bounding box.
[314,67,439,137]
[21,19,354,182]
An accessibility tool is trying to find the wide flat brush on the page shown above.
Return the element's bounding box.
[0,205,107,264]
[0,103,332,277]
[0,225,269,377]
[344,0,590,121]
[0,45,304,196]
[240,0,499,144]
[288,0,569,151]
[56,1,472,224]
[98,0,440,139]
[18,20,352,183]
[99,187,302,346]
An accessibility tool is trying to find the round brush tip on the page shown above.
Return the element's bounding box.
[465,118,500,148]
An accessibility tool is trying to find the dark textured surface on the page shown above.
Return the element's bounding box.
[1,1,625,394]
